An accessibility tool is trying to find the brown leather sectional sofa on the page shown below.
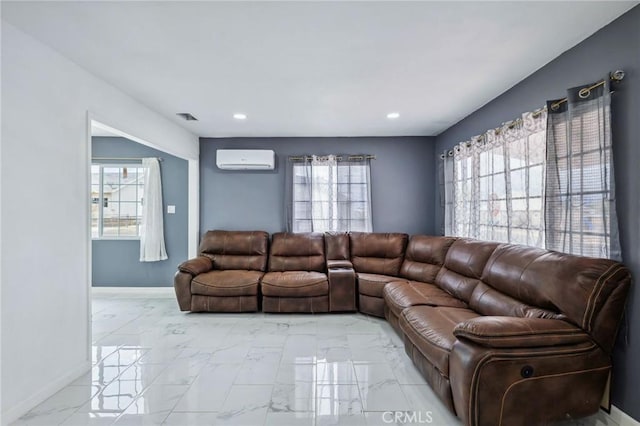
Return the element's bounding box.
[174,230,631,426]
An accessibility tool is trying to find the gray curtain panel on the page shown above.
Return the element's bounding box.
[439,150,455,236]
[545,77,621,260]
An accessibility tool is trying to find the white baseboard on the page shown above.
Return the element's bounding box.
[587,406,640,426]
[91,286,174,298]
[607,405,640,426]
[1,361,91,426]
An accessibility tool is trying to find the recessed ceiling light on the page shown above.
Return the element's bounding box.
[233,113,247,120]
[386,112,400,119]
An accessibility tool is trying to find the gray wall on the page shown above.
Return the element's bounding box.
[434,6,640,420]
[92,137,188,287]
[200,137,436,236]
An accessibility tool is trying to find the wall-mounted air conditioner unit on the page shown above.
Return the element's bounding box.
[216,149,275,170]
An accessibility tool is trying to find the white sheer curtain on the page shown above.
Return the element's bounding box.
[139,157,167,262]
[309,154,337,232]
[291,155,372,232]
[444,110,547,246]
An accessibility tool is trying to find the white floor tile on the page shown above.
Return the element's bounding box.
[270,383,316,413]
[317,361,357,385]
[316,384,363,417]
[152,358,207,385]
[113,384,189,425]
[61,412,119,426]
[234,361,280,385]
[161,412,219,425]
[264,412,316,426]
[358,379,412,412]
[276,363,317,384]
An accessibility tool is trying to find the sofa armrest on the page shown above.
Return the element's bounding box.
[453,316,591,348]
[328,266,356,312]
[327,259,353,269]
[174,271,193,311]
[178,256,213,276]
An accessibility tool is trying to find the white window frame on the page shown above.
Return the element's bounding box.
[291,160,372,233]
[91,163,144,240]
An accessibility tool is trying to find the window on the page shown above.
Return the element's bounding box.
[291,156,372,233]
[443,80,619,260]
[445,111,546,248]
[545,106,617,258]
[91,164,144,238]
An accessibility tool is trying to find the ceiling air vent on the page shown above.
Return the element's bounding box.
[176,112,198,121]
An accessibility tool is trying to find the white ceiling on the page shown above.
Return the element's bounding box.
[3,1,637,138]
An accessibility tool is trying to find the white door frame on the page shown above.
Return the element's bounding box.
[85,112,199,358]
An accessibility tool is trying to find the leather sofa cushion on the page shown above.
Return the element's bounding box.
[400,306,480,377]
[434,239,500,302]
[469,282,565,320]
[384,281,468,317]
[191,270,264,296]
[400,236,457,282]
[350,232,408,275]
[453,316,590,348]
[199,230,269,271]
[357,273,406,298]
[269,233,326,272]
[325,232,350,260]
[261,271,329,297]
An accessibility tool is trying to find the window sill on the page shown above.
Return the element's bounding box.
[92,237,141,241]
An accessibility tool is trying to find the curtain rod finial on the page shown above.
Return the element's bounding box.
[611,70,625,81]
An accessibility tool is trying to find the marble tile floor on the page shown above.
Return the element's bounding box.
[12,293,617,426]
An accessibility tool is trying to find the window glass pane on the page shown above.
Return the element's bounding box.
[510,169,525,197]
[91,194,100,239]
[491,173,506,197]
[292,165,308,184]
[529,166,543,197]
[292,159,372,232]
[118,212,139,236]
[119,185,138,202]
[294,220,312,233]
[478,176,489,200]
[582,194,606,234]
[509,139,527,169]
[294,184,310,201]
[528,132,546,164]
[91,165,100,185]
[103,167,120,185]
[92,164,144,238]
[294,202,311,219]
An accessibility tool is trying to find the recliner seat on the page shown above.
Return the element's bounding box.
[261,232,330,313]
[174,230,269,312]
[349,232,408,316]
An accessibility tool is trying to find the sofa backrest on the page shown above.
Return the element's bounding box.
[199,230,269,271]
[350,232,408,276]
[476,244,631,352]
[325,232,350,260]
[269,232,326,272]
[434,239,499,303]
[400,236,457,283]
